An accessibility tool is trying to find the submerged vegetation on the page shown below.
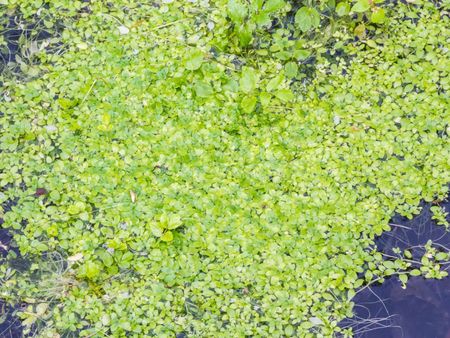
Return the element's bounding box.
[0,0,449,337]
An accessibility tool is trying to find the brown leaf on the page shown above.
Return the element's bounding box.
[35,188,48,197]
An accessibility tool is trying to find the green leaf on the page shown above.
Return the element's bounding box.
[275,89,294,102]
[436,252,448,261]
[223,79,239,93]
[227,0,248,23]
[399,274,408,284]
[67,202,86,215]
[295,8,311,32]
[151,223,164,237]
[254,12,271,26]
[351,0,370,13]
[237,23,254,46]
[239,67,258,93]
[22,315,37,327]
[295,7,321,32]
[119,321,132,331]
[354,278,364,288]
[366,40,377,48]
[77,42,88,50]
[81,261,101,279]
[36,243,48,252]
[166,215,183,230]
[99,251,114,267]
[259,91,272,106]
[285,324,295,336]
[410,269,421,276]
[266,74,283,92]
[294,49,311,60]
[58,98,77,109]
[348,289,356,299]
[195,81,213,97]
[264,0,285,13]
[336,2,350,16]
[371,7,386,24]
[185,50,204,71]
[285,62,298,78]
[404,250,412,259]
[161,231,174,242]
[383,260,395,269]
[241,96,257,113]
[354,23,366,39]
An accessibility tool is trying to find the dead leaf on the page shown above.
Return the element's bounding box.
[35,188,48,197]
[118,25,130,35]
[36,303,48,316]
[67,253,84,263]
[130,190,137,203]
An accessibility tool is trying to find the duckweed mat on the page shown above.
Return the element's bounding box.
[0,1,449,337]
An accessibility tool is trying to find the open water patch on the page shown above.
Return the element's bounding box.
[342,196,450,337]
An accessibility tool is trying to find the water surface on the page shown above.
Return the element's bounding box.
[346,198,450,338]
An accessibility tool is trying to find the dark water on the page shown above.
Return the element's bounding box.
[343,197,450,338]
[0,229,22,338]
[0,10,62,79]
[0,196,23,337]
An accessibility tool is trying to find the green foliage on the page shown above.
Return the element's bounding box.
[371,7,386,23]
[223,0,390,57]
[0,0,449,337]
[227,0,289,47]
[295,7,321,32]
[431,205,450,228]
[351,0,371,13]
[336,2,351,16]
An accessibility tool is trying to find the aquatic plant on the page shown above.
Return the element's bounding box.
[0,0,449,337]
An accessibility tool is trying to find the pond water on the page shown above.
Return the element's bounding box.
[342,197,450,338]
[0,229,22,338]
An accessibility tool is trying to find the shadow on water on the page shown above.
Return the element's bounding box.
[343,196,450,338]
